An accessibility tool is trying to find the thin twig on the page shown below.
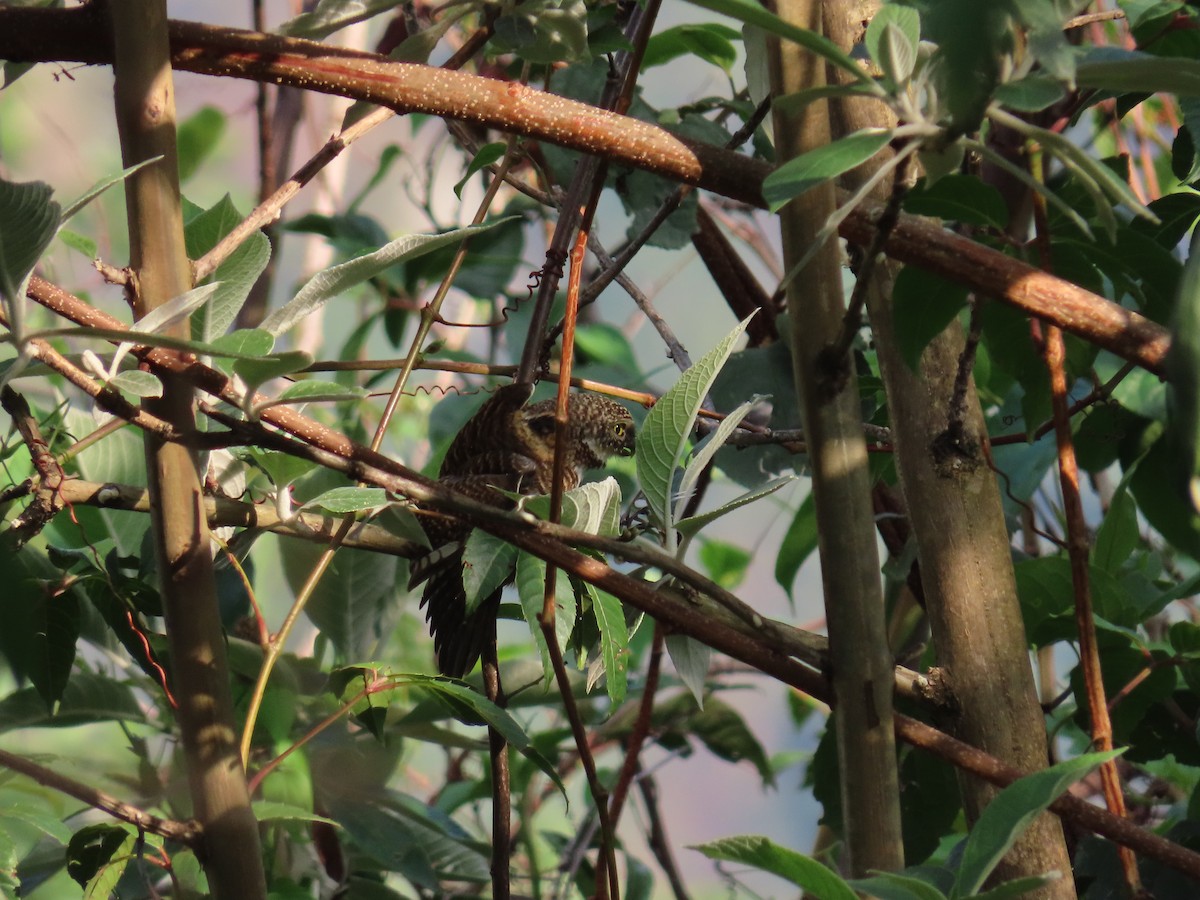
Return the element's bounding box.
[0,747,201,845]
[607,625,666,828]
[1029,147,1139,894]
[17,476,423,557]
[637,774,691,900]
[192,16,496,282]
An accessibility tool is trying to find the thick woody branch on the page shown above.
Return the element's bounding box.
[0,6,1170,375]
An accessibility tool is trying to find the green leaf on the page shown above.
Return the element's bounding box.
[304,486,390,515]
[493,0,591,64]
[676,398,760,522]
[407,676,530,746]
[953,750,1122,897]
[57,229,97,259]
[0,672,143,732]
[849,871,949,900]
[266,379,369,408]
[1,800,72,845]
[1168,234,1200,512]
[762,129,892,211]
[686,0,873,85]
[1127,431,1200,561]
[666,633,711,706]
[637,315,754,534]
[1077,46,1200,96]
[107,369,162,398]
[643,23,742,72]
[278,0,403,38]
[177,106,226,182]
[252,801,338,826]
[522,477,622,535]
[233,351,314,397]
[676,476,795,538]
[184,195,271,342]
[515,552,576,681]
[59,159,159,224]
[462,529,518,615]
[994,75,1067,112]
[589,581,628,705]
[1012,0,1076,83]
[28,586,79,711]
[698,538,752,590]
[127,281,223,344]
[0,177,59,317]
[261,218,514,336]
[775,492,817,599]
[211,328,275,358]
[687,696,775,786]
[284,539,400,660]
[453,143,506,199]
[903,174,1009,229]
[1093,464,1141,572]
[891,267,970,371]
[66,825,131,889]
[691,835,857,899]
[991,109,1156,237]
[866,5,920,84]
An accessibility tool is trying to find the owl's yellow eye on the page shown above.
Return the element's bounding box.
[613,423,626,437]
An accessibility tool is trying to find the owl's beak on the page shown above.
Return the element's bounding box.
[619,427,636,456]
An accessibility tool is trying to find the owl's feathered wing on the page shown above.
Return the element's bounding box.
[410,385,634,677]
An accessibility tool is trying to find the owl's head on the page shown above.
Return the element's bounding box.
[522,393,636,471]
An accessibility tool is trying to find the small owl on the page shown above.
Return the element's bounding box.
[409,384,635,676]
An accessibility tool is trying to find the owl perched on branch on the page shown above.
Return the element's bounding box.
[409,384,636,677]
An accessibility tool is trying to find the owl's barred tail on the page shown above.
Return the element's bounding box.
[420,563,504,678]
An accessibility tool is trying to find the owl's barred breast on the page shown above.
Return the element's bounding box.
[410,385,635,677]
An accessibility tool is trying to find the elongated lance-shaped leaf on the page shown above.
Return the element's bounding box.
[261,217,516,336]
[59,159,160,224]
[953,749,1121,897]
[966,138,1093,238]
[686,0,876,87]
[990,108,1157,234]
[303,486,390,515]
[637,314,754,537]
[110,282,223,377]
[582,578,628,706]
[675,476,796,538]
[515,552,577,686]
[1077,47,1200,96]
[1168,235,1200,511]
[665,633,710,706]
[398,675,531,747]
[692,835,858,899]
[763,129,893,211]
[675,397,764,525]
[849,871,950,900]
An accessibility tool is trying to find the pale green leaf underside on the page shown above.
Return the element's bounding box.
[262,218,516,336]
[692,834,857,900]
[637,314,754,533]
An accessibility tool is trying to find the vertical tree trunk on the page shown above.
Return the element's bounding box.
[109,2,268,896]
[823,3,1075,894]
[769,0,905,876]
